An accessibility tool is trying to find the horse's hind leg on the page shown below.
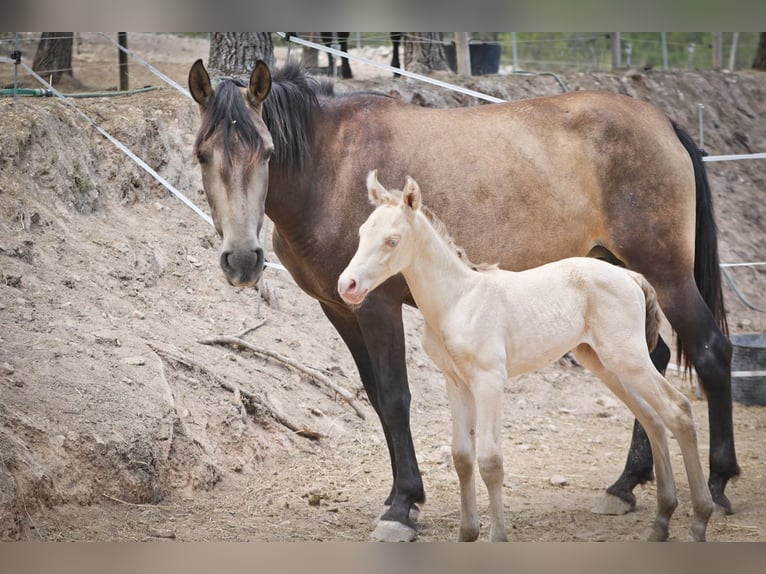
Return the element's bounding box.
[650,376,714,541]
[594,336,669,515]
[573,345,678,541]
[652,277,738,512]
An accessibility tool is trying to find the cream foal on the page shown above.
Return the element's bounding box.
[338,171,713,542]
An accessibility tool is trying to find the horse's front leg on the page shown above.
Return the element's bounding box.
[445,378,479,541]
[471,368,508,542]
[333,293,424,541]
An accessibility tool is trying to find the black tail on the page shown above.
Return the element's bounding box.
[672,121,729,370]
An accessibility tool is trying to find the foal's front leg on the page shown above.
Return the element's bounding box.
[444,375,479,541]
[472,370,508,542]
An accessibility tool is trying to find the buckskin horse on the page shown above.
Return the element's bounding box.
[187,58,737,541]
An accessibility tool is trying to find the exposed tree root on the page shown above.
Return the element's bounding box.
[197,335,367,420]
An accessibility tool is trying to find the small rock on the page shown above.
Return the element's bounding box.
[2,362,14,375]
[549,474,568,486]
[123,356,146,366]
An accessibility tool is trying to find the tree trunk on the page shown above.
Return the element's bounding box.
[32,32,75,86]
[404,32,448,74]
[208,32,274,77]
[753,32,766,70]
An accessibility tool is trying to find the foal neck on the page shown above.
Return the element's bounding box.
[401,212,477,320]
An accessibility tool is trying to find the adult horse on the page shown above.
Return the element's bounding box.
[188,58,738,541]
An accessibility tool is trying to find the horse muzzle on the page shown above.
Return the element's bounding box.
[220,246,265,286]
[338,275,369,306]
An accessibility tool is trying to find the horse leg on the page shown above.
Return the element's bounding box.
[443,373,479,541]
[652,277,738,513]
[471,370,508,542]
[337,32,352,79]
[390,33,403,77]
[593,336,669,515]
[574,345,678,541]
[648,373,714,540]
[319,301,423,541]
[319,33,335,75]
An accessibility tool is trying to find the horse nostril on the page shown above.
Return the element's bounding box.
[220,250,233,274]
[347,278,357,292]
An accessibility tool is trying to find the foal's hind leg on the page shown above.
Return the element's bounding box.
[594,337,669,515]
[647,374,714,541]
[573,345,678,541]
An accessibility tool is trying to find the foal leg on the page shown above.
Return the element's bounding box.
[594,336,669,515]
[471,370,508,542]
[641,372,714,540]
[444,375,480,541]
[574,346,678,541]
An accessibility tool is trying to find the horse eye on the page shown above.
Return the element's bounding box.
[386,237,399,248]
[196,151,208,165]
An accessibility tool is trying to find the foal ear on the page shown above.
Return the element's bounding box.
[402,176,422,211]
[188,59,213,108]
[249,60,272,106]
[366,169,387,206]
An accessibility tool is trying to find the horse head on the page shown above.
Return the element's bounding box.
[189,58,273,286]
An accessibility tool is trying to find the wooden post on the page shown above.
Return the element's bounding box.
[455,32,471,77]
[118,32,128,91]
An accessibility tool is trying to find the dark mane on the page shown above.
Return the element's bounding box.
[196,61,394,173]
[263,61,331,170]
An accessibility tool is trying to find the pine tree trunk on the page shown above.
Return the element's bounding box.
[208,33,274,77]
[404,32,448,74]
[753,32,766,70]
[32,32,74,85]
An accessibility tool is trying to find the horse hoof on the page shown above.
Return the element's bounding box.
[591,493,634,515]
[377,504,421,523]
[371,520,418,542]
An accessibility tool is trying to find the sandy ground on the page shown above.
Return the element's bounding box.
[1,32,765,542]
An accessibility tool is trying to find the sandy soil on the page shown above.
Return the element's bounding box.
[1,32,765,542]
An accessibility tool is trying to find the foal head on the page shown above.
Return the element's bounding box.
[338,170,423,306]
[189,59,274,286]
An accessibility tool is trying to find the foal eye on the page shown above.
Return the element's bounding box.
[386,237,399,248]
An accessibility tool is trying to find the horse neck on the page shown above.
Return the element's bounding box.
[400,214,476,325]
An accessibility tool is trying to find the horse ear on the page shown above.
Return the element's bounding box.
[249,60,272,106]
[402,176,422,211]
[189,59,213,107]
[366,170,386,206]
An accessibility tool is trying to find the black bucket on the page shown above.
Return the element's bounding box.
[443,42,502,76]
[730,333,766,406]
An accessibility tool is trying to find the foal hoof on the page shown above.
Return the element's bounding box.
[371,520,418,542]
[591,492,634,516]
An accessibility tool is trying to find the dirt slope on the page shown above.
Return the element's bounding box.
[0,34,764,542]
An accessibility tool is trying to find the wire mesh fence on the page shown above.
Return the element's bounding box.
[1,32,763,94]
